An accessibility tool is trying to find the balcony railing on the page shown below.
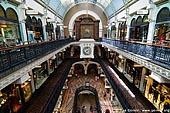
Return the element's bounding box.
[100,38,170,69]
[0,38,74,78]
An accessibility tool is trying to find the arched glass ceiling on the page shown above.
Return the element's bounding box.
[46,0,129,19]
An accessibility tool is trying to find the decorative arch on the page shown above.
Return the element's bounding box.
[32,16,38,24]
[72,85,102,113]
[142,15,148,23]
[68,10,103,37]
[0,5,6,17]
[26,15,32,24]
[156,7,170,22]
[6,8,18,22]
[136,16,142,25]
[38,18,42,26]
[131,18,136,26]
[72,61,100,75]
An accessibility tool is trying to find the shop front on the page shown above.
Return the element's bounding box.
[46,22,54,41]
[32,61,48,89]
[55,24,61,40]
[144,72,170,111]
[0,6,21,48]
[154,7,170,45]
[118,22,127,40]
[25,15,43,44]
[110,25,116,39]
[0,75,32,113]
[124,59,143,88]
[129,15,149,42]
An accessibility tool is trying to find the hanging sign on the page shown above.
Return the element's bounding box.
[137,10,149,15]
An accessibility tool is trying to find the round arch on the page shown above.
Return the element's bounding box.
[32,16,38,24]
[0,5,6,17]
[156,7,170,22]
[130,18,136,26]
[72,85,102,113]
[68,10,103,37]
[72,60,100,75]
[6,7,18,22]
[136,16,142,25]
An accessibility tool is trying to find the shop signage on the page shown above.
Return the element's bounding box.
[137,9,148,15]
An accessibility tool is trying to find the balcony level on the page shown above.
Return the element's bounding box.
[0,38,170,90]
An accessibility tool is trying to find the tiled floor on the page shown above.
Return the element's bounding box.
[53,70,124,113]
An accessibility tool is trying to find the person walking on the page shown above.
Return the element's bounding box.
[90,104,94,113]
[82,106,86,113]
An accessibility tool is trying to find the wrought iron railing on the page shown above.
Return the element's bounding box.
[99,38,170,69]
[0,38,74,78]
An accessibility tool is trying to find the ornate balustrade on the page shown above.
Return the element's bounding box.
[0,38,74,78]
[100,38,170,69]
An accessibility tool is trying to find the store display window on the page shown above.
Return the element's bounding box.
[130,16,149,42]
[136,16,142,41]
[46,22,54,41]
[141,16,149,42]
[145,77,170,111]
[118,22,127,40]
[130,18,136,40]
[33,62,48,89]
[21,82,32,102]
[26,16,43,43]
[55,25,61,39]
[0,6,21,48]
[111,25,116,39]
[154,7,170,45]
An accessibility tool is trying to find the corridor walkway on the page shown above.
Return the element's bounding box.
[53,66,124,113]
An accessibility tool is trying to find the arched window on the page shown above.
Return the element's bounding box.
[6,8,18,22]
[131,18,136,26]
[0,5,6,18]
[26,15,32,24]
[38,19,42,26]
[111,25,116,39]
[37,18,43,40]
[156,7,170,22]
[141,15,149,42]
[32,16,37,24]
[136,16,142,25]
[154,7,170,44]
[0,7,21,47]
[130,18,136,40]
[142,15,149,23]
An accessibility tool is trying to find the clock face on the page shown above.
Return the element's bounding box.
[83,46,91,55]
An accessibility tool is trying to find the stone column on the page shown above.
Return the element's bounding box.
[115,22,119,39]
[139,67,147,92]
[18,3,28,44]
[147,3,156,43]
[42,15,47,41]
[122,58,126,74]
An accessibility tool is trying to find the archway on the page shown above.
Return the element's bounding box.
[72,86,102,113]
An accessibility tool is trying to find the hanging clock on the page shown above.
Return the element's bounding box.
[83,46,91,55]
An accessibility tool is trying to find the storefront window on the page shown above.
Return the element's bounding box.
[141,16,149,42]
[26,16,43,43]
[145,77,170,111]
[33,62,48,89]
[111,25,116,39]
[130,18,136,40]
[135,16,142,41]
[0,7,21,48]
[154,7,170,45]
[118,22,127,40]
[21,82,32,102]
[46,22,54,41]
[130,16,149,42]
